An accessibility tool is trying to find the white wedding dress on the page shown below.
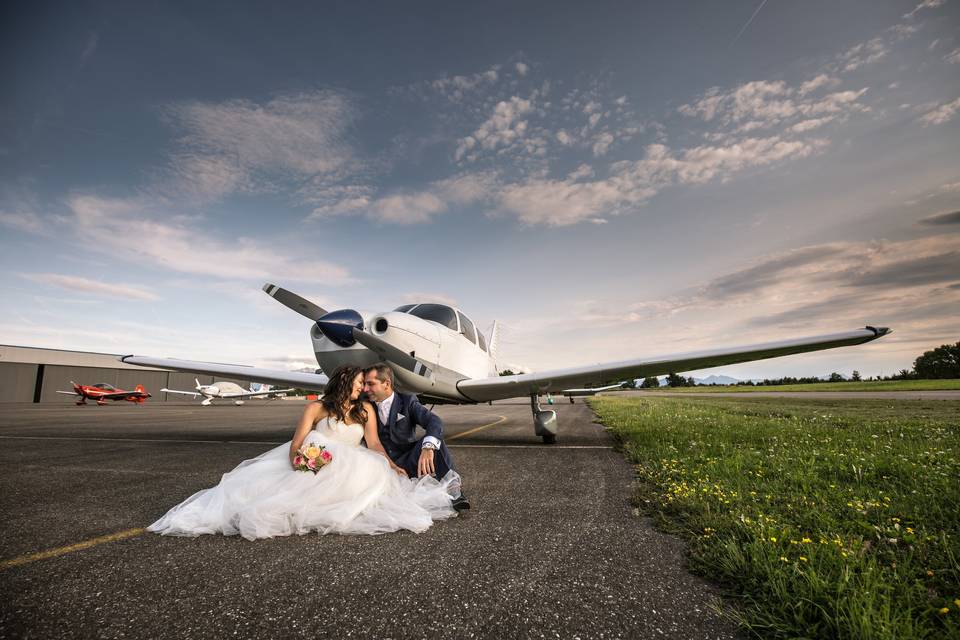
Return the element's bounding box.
[148,416,461,540]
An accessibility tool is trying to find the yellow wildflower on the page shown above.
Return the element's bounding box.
[938,607,949,615]
[801,538,812,544]
[799,556,808,562]
[769,536,777,543]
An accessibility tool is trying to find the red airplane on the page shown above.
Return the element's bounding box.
[56,382,151,406]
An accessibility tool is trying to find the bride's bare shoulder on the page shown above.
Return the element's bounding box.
[302,400,327,421]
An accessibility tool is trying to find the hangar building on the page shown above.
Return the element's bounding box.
[0,345,254,403]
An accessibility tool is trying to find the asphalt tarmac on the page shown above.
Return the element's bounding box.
[0,400,737,640]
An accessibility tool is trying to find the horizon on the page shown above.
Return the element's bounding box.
[1,0,958,380]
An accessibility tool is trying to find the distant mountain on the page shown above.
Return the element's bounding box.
[633,374,745,387]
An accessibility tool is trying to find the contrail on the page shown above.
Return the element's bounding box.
[732,0,769,44]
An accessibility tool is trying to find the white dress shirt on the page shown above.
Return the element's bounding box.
[378,392,440,450]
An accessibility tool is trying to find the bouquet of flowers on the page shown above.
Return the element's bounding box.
[293,443,333,473]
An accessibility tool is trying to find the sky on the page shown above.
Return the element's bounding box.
[1,0,958,380]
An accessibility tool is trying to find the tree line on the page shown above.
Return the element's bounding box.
[638,340,960,388]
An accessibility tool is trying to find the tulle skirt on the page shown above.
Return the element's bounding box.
[148,433,461,540]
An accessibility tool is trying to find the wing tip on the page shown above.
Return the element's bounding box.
[865,326,892,339]
[262,283,278,296]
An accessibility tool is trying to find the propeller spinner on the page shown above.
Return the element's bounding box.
[315,309,364,347]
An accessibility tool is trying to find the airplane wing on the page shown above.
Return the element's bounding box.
[160,388,202,398]
[219,388,295,399]
[560,382,627,396]
[99,390,151,400]
[56,390,79,396]
[457,327,891,403]
[119,356,329,391]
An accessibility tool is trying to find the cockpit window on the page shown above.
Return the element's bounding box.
[477,331,487,352]
[408,303,458,331]
[393,304,416,313]
[456,311,476,344]
[93,383,115,390]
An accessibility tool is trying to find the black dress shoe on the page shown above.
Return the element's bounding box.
[452,493,471,511]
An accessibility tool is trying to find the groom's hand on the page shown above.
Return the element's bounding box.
[417,448,436,477]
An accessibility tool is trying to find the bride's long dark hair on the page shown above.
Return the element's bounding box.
[320,365,368,424]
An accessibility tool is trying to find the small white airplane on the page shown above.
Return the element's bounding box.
[121,283,891,443]
[161,378,294,406]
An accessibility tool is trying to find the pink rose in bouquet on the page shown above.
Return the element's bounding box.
[292,442,332,474]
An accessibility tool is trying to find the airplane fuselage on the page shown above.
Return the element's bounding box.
[311,309,496,402]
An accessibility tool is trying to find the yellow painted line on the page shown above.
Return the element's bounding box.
[447,415,508,441]
[0,527,145,570]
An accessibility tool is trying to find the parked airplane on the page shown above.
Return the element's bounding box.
[57,382,151,406]
[161,379,294,406]
[121,283,891,443]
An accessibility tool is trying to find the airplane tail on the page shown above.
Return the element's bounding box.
[135,384,147,395]
[488,320,501,359]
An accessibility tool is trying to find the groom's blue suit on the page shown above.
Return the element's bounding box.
[374,392,456,479]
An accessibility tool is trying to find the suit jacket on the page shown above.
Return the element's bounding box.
[375,392,443,454]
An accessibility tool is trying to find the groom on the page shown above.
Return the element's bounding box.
[363,363,469,511]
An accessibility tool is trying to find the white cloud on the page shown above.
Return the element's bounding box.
[591,132,615,157]
[498,175,652,226]
[919,97,960,125]
[311,172,495,224]
[429,66,501,102]
[496,135,827,226]
[789,117,834,133]
[67,194,354,283]
[903,0,945,19]
[455,96,534,161]
[22,273,160,301]
[945,48,960,64]
[838,37,889,72]
[556,130,574,145]
[567,164,594,181]
[161,91,357,201]
[679,79,867,133]
[798,74,840,95]
[515,62,529,76]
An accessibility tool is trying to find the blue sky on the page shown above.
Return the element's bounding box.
[1,0,958,379]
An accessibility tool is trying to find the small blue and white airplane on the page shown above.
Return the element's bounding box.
[121,283,891,443]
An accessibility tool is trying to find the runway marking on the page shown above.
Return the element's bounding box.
[447,415,508,441]
[0,528,145,571]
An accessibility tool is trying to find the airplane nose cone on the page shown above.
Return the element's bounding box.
[316,309,364,347]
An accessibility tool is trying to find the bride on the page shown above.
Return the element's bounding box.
[148,366,461,539]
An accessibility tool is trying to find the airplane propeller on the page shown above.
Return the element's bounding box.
[262,283,328,321]
[351,327,433,379]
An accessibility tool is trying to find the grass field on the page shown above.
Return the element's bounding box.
[591,395,960,639]
[642,379,960,392]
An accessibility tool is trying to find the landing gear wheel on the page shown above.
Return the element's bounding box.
[541,433,556,444]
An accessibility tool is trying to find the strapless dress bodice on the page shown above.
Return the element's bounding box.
[313,416,364,447]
